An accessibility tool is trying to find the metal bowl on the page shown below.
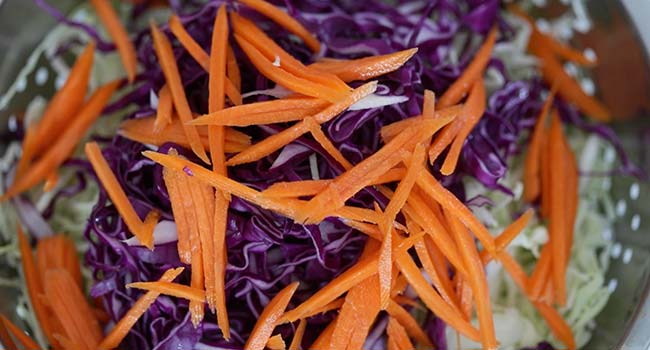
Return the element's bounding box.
[0,1,648,349]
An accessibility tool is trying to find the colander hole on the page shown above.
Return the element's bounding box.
[604,147,616,163]
[616,199,627,217]
[8,114,18,132]
[55,75,66,90]
[34,67,49,86]
[607,278,618,293]
[602,177,611,191]
[564,62,579,77]
[602,228,613,241]
[611,243,622,258]
[580,78,595,96]
[583,48,597,62]
[629,182,640,200]
[622,248,633,264]
[536,19,551,33]
[630,214,640,231]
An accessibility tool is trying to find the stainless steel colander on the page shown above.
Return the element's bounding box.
[0,0,648,349]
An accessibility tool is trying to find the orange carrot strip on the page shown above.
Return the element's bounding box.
[0,315,39,350]
[266,334,286,350]
[85,142,154,249]
[415,171,497,255]
[0,315,17,350]
[549,112,568,306]
[98,267,184,350]
[150,21,210,163]
[44,269,102,350]
[310,320,336,349]
[440,80,486,175]
[226,81,377,166]
[394,249,480,342]
[227,45,241,91]
[126,281,206,302]
[540,130,552,218]
[304,117,353,170]
[529,243,553,299]
[381,105,462,143]
[310,48,419,83]
[438,26,497,108]
[1,81,119,202]
[531,30,596,67]
[154,84,173,133]
[237,0,320,53]
[523,87,557,202]
[208,4,229,162]
[533,302,576,350]
[90,0,138,82]
[189,98,330,126]
[445,210,497,349]
[213,192,231,339]
[119,116,251,153]
[234,34,345,103]
[230,13,349,92]
[414,237,461,312]
[387,316,415,350]
[188,179,217,309]
[162,153,192,264]
[15,124,38,179]
[386,300,433,348]
[245,282,299,350]
[289,319,307,350]
[479,208,534,264]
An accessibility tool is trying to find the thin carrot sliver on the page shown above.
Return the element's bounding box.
[529,243,552,299]
[266,334,286,350]
[533,302,576,350]
[126,281,206,302]
[226,81,378,166]
[162,153,192,264]
[304,117,353,170]
[0,314,17,350]
[386,300,433,348]
[530,27,596,67]
[414,237,461,312]
[523,87,556,202]
[208,4,229,162]
[310,48,419,83]
[381,105,462,143]
[438,26,497,108]
[98,267,184,350]
[15,124,37,179]
[302,298,344,318]
[85,142,154,249]
[387,316,415,350]
[188,177,217,308]
[90,0,138,82]
[1,81,119,202]
[154,84,173,133]
[150,21,210,164]
[119,116,251,152]
[479,208,534,264]
[549,112,568,306]
[289,319,307,350]
[237,0,320,53]
[245,282,299,350]
[310,320,335,349]
[0,315,39,350]
[227,45,241,91]
[44,269,102,350]
[213,193,231,339]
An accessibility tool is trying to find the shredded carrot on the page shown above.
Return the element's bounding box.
[245,282,299,350]
[150,21,210,163]
[126,281,206,302]
[549,112,568,306]
[208,3,229,159]
[381,104,463,143]
[440,79,486,175]
[479,209,534,264]
[36,234,83,290]
[188,176,217,308]
[227,45,241,91]
[154,84,173,133]
[303,117,353,170]
[266,334,286,350]
[44,269,102,350]
[393,295,423,310]
[310,48,419,83]
[303,298,345,319]
[237,0,320,53]
[394,249,480,342]
[528,243,553,299]
[213,192,231,339]
[438,26,497,108]
[533,302,576,350]
[119,116,251,152]
[289,319,307,350]
[523,86,556,202]
[226,81,377,166]
[162,154,192,263]
[386,316,415,350]
[15,124,37,179]
[98,267,184,350]
[1,81,119,202]
[0,315,39,350]
[0,315,17,350]
[414,237,461,312]
[386,300,433,348]
[90,0,138,82]
[234,34,346,103]
[309,320,336,349]
[85,142,155,249]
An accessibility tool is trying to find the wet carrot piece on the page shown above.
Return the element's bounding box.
[245,282,299,350]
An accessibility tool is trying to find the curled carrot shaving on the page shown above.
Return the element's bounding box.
[386,300,433,348]
[85,142,155,249]
[188,176,217,309]
[288,319,307,350]
[549,112,568,306]
[303,298,345,318]
[119,116,251,153]
[154,84,173,133]
[15,124,37,179]
[98,267,184,350]
[126,281,206,302]
[0,315,39,350]
[226,81,377,166]
[381,104,462,143]
[310,48,419,83]
[90,0,138,82]
[1,81,119,202]
[44,269,102,350]
[245,282,299,350]
[438,26,497,108]
[150,21,210,163]
[387,316,415,350]
[237,0,321,53]
[303,117,353,170]
[208,3,229,158]
[533,302,576,350]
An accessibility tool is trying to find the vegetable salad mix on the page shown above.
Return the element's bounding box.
[0,0,641,349]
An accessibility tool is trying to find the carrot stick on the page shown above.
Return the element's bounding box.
[0,314,17,350]
[234,34,346,103]
[213,192,231,339]
[90,0,138,82]
[289,319,307,350]
[310,48,419,83]
[549,112,568,306]
[188,179,217,309]
[381,105,462,143]
[230,13,349,93]
[533,301,576,350]
[387,316,415,350]
[189,98,330,126]
[0,315,39,350]
[438,26,497,108]
[445,210,497,349]
[540,129,552,218]
[85,142,155,249]
[440,80,486,175]
[44,269,102,350]
[237,0,321,53]
[162,152,192,264]
[309,320,336,349]
[528,243,553,299]
[150,21,210,164]
[208,4,228,163]
[394,249,480,342]
[1,81,119,202]
[98,267,184,350]
[304,117,353,170]
[523,86,556,202]
[386,300,433,348]
[245,282,300,350]
[479,208,534,264]
[266,334,286,350]
[42,172,59,193]
[15,124,37,179]
[226,81,377,166]
[119,116,251,152]
[227,45,241,91]
[154,84,173,133]
[126,281,206,302]
[303,298,345,318]
[414,238,461,312]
